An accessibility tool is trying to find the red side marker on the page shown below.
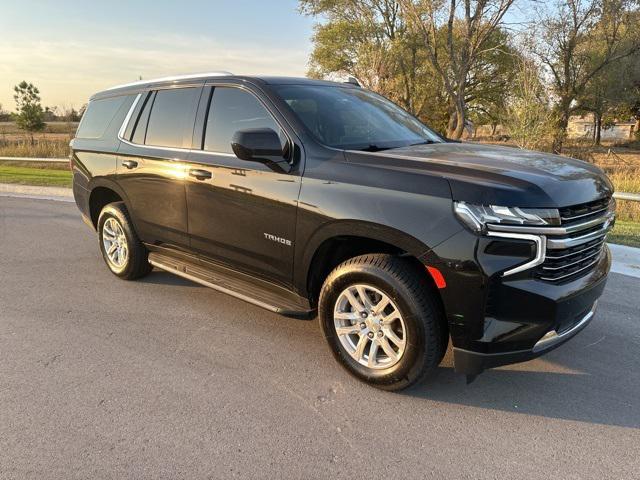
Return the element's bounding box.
[426,266,446,289]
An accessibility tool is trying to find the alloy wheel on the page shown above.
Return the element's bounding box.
[333,284,407,370]
[102,217,128,268]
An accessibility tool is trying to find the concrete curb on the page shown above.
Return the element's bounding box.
[615,192,640,202]
[1,182,639,279]
[608,243,640,279]
[0,183,74,203]
[0,156,69,163]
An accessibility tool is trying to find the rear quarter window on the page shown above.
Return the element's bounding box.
[76,96,128,139]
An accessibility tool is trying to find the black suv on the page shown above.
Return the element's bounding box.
[71,72,614,390]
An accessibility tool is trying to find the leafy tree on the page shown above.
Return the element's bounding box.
[533,0,640,152]
[398,0,516,139]
[576,50,640,144]
[301,0,429,115]
[43,106,57,122]
[301,0,518,137]
[13,81,46,143]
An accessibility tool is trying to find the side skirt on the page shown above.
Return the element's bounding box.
[147,251,315,319]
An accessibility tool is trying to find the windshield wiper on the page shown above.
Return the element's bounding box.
[408,140,436,146]
[359,144,392,152]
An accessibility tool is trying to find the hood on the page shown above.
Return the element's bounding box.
[345,142,613,208]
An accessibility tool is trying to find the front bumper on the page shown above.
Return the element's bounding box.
[425,226,611,376]
[453,300,598,375]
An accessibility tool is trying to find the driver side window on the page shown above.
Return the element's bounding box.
[204,87,285,154]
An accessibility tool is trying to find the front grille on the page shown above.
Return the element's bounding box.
[535,237,605,283]
[537,196,612,283]
[559,197,611,225]
[487,196,613,283]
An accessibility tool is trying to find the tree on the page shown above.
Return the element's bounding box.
[13,81,45,143]
[576,50,640,144]
[398,0,516,139]
[301,0,519,136]
[464,27,520,135]
[533,0,640,152]
[502,57,556,149]
[301,0,431,115]
[0,103,11,122]
[77,104,87,122]
[43,106,57,122]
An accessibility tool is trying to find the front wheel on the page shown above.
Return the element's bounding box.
[318,254,446,391]
[97,202,152,280]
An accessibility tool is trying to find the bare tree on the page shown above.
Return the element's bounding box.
[503,57,555,149]
[399,0,516,138]
[534,0,640,152]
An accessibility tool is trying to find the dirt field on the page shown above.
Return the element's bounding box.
[0,122,76,158]
[0,121,78,135]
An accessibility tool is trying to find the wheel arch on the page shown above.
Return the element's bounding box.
[297,220,437,306]
[87,178,131,229]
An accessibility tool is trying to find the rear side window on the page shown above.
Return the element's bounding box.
[131,92,154,145]
[144,87,199,148]
[204,87,282,154]
[76,96,127,139]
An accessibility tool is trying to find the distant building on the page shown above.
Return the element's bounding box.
[472,114,637,141]
[567,114,636,140]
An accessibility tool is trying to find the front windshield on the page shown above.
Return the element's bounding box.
[274,85,443,151]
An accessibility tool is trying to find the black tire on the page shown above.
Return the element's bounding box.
[318,254,446,391]
[97,202,152,280]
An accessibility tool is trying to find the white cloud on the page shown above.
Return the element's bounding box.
[0,34,310,111]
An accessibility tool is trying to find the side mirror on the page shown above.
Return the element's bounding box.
[231,128,284,162]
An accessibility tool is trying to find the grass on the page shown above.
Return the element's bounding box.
[0,121,76,158]
[615,199,640,223]
[607,169,640,194]
[0,164,72,187]
[0,138,71,158]
[608,220,640,248]
[0,121,78,135]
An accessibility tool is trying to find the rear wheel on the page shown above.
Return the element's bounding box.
[318,254,446,391]
[97,202,152,280]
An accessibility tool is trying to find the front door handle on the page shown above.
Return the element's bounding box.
[189,168,212,181]
[122,160,138,169]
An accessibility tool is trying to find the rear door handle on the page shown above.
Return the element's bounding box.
[122,160,138,169]
[189,168,212,181]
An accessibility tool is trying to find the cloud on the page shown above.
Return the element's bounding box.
[0,34,310,110]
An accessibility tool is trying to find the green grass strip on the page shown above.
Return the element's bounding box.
[0,165,72,187]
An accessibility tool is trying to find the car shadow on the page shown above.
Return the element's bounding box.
[402,339,639,429]
[137,268,638,429]
[139,270,203,288]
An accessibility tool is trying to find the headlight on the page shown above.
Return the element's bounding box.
[454,202,560,233]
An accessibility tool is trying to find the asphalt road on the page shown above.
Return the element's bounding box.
[1,197,638,480]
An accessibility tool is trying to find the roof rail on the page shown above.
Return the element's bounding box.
[345,76,361,87]
[104,71,234,91]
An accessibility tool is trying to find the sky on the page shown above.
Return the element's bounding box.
[0,0,315,112]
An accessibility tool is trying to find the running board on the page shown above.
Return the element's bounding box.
[147,252,314,319]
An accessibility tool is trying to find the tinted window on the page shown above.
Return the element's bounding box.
[76,96,127,139]
[145,87,198,148]
[204,87,282,154]
[131,92,154,144]
[274,85,441,150]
